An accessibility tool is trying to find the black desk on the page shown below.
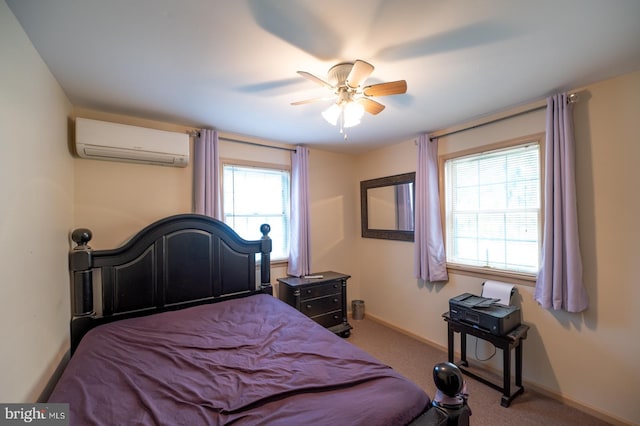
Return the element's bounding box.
[443,312,529,407]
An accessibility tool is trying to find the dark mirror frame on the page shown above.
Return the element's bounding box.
[360,172,416,242]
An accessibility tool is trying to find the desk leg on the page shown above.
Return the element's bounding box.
[447,326,454,363]
[501,345,511,407]
[515,341,523,387]
[460,332,468,366]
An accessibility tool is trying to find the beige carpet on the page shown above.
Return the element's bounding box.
[347,316,611,426]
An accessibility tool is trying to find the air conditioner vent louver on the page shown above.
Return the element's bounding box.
[75,118,189,167]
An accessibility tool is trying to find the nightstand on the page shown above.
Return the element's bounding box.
[277,271,352,337]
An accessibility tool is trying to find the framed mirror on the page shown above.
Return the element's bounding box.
[360,172,416,241]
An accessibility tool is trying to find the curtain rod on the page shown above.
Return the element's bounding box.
[430,92,579,141]
[187,131,296,152]
[220,137,296,152]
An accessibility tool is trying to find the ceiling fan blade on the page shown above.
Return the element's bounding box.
[363,80,407,97]
[297,71,334,89]
[291,96,334,106]
[346,60,374,88]
[358,98,386,115]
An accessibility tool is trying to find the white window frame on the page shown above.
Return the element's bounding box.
[439,133,545,284]
[221,160,291,263]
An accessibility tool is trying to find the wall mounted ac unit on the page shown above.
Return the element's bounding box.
[75,118,189,167]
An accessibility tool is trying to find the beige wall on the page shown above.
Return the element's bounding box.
[0,1,74,402]
[71,108,359,295]
[355,70,640,425]
[353,139,419,312]
[307,149,359,289]
[72,109,196,249]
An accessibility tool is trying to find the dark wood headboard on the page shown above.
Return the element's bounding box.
[68,214,272,353]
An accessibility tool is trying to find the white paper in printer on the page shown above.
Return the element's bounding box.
[482,280,515,305]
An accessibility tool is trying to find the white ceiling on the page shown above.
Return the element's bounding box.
[7,0,640,154]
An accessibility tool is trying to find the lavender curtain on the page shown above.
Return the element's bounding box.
[414,134,448,282]
[534,94,588,312]
[395,184,414,231]
[288,146,311,277]
[193,129,221,219]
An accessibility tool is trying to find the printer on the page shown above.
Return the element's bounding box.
[449,293,521,336]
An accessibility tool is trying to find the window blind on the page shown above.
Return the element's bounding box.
[223,164,290,260]
[445,143,540,274]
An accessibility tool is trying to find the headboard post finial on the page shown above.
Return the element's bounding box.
[69,228,95,318]
[71,228,93,250]
[260,224,272,294]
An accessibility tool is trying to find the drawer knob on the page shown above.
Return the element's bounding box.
[306,304,312,309]
[306,289,312,294]
[333,298,338,303]
[333,315,339,319]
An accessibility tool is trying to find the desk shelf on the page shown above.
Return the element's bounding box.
[443,312,529,407]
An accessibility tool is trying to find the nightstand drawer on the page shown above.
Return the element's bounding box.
[301,294,341,317]
[312,310,343,328]
[300,281,342,300]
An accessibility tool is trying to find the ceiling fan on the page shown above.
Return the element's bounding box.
[291,60,407,138]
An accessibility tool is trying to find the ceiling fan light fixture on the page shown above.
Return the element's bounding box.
[322,103,341,126]
[322,100,364,128]
[343,101,365,128]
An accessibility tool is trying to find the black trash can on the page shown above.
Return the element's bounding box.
[352,300,365,320]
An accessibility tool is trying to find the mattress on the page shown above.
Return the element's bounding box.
[49,294,429,425]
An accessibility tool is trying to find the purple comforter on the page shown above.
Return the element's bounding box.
[49,294,429,425]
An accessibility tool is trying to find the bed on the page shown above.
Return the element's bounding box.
[50,214,431,425]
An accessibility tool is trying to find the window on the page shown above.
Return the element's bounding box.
[442,135,542,277]
[223,163,290,261]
